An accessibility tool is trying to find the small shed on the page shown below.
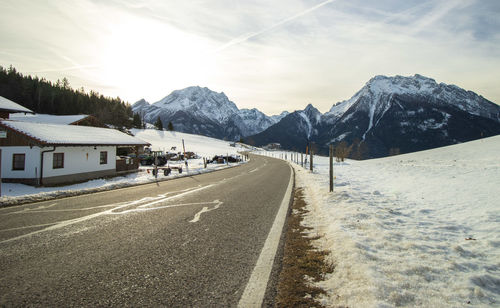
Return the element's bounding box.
[0,120,150,186]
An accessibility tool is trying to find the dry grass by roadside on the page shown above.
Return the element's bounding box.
[275,187,334,307]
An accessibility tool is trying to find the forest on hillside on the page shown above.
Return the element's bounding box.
[0,65,136,128]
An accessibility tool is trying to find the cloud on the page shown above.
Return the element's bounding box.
[214,0,339,52]
[1,0,499,112]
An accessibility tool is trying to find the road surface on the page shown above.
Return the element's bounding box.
[0,154,292,307]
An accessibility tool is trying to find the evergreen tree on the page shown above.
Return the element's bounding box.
[167,121,174,131]
[155,117,163,130]
[0,65,133,128]
[132,113,142,128]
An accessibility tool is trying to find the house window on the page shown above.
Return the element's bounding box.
[100,151,107,165]
[53,153,64,169]
[12,154,25,170]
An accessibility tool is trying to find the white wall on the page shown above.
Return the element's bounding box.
[0,145,117,180]
[0,146,41,179]
[42,146,116,178]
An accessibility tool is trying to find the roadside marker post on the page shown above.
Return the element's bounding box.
[329,144,334,192]
[182,139,189,173]
[154,153,158,180]
[309,147,313,172]
[0,149,2,197]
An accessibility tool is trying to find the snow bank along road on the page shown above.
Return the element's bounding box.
[0,154,292,307]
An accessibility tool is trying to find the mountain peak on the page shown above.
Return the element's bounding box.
[131,85,280,139]
[171,86,226,99]
[304,103,317,111]
[303,104,321,119]
[154,86,237,117]
[132,98,151,109]
[364,74,439,97]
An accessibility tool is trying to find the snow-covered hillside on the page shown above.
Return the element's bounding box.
[130,128,242,157]
[0,129,246,202]
[261,135,500,307]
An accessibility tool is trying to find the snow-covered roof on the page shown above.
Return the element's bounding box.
[0,96,33,114]
[10,113,88,125]
[0,120,149,146]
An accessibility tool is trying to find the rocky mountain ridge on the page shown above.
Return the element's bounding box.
[248,74,500,158]
[132,86,288,140]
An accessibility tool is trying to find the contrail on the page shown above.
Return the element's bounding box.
[214,0,338,52]
[30,47,100,76]
[27,64,100,74]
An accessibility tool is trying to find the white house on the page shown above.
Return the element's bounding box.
[0,95,34,118]
[0,120,149,186]
[9,113,106,127]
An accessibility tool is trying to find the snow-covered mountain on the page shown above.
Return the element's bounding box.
[249,74,500,158]
[325,74,499,125]
[245,104,323,151]
[132,86,285,140]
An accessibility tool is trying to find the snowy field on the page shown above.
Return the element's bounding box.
[259,135,500,307]
[0,129,247,205]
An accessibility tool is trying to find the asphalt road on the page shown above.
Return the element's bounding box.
[0,154,292,307]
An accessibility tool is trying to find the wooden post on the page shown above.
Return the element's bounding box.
[329,144,334,192]
[182,139,188,173]
[227,153,229,165]
[301,152,303,167]
[309,146,313,172]
[203,157,207,168]
[154,153,158,180]
[0,149,2,197]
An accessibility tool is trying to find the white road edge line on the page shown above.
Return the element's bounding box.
[238,163,294,308]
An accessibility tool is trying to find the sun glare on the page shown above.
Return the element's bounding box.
[98,14,216,100]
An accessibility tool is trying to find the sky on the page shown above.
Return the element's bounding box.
[1,0,499,115]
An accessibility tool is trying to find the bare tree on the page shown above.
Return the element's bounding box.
[335,141,352,162]
[389,148,400,156]
[352,139,369,160]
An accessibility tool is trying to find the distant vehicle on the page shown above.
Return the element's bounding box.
[207,155,241,164]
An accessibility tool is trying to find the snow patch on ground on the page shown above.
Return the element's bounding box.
[258,135,500,307]
[1,129,247,206]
